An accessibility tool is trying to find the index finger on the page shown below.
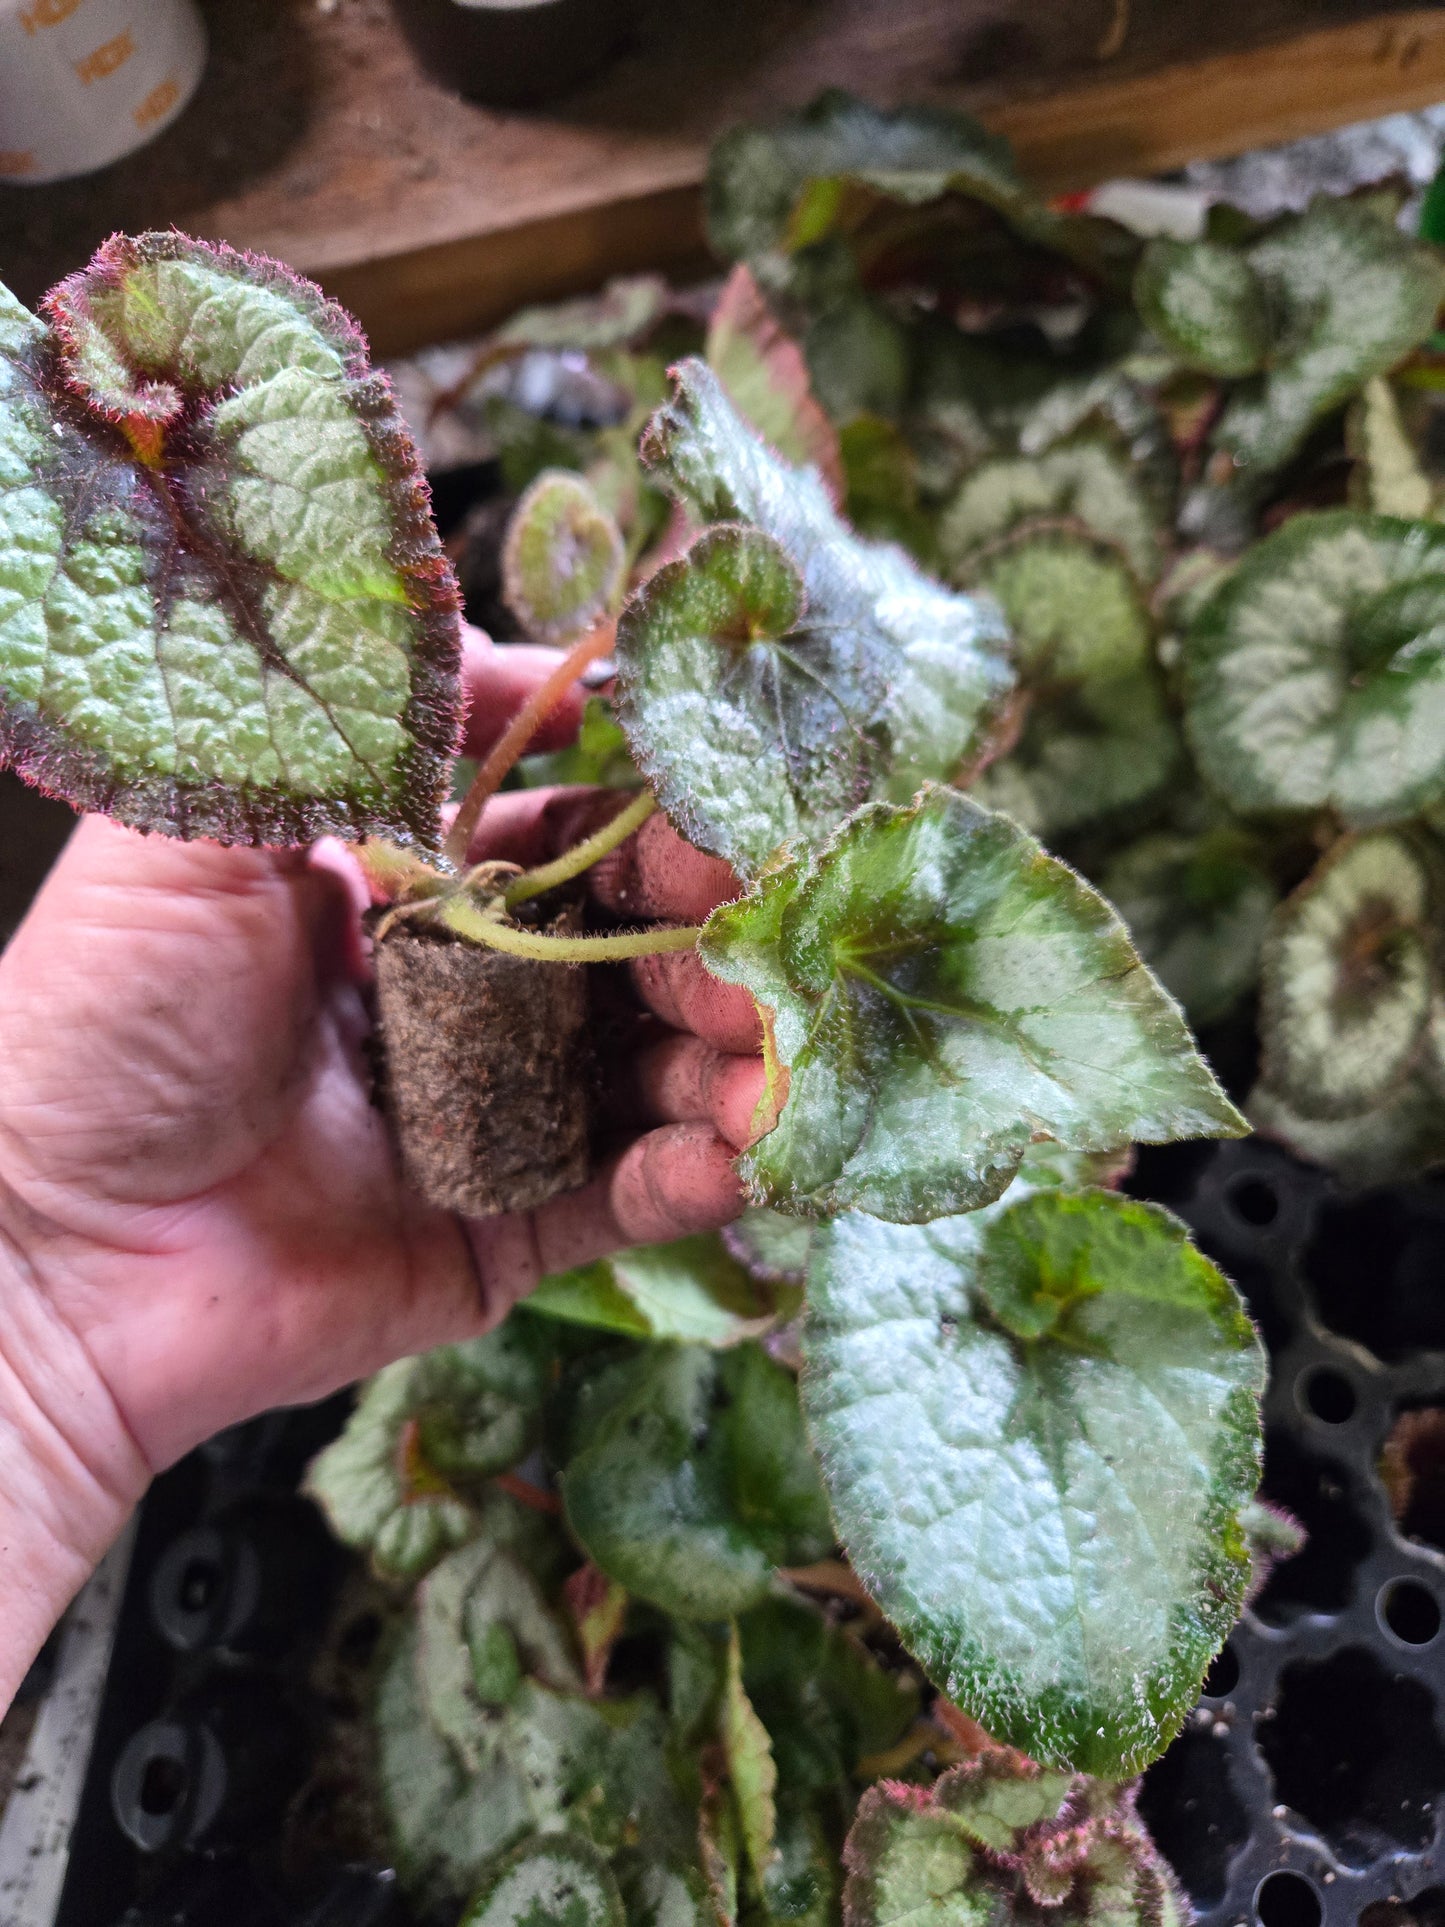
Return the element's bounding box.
[459,625,588,760]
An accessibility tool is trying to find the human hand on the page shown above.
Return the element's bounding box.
[0,629,765,1710]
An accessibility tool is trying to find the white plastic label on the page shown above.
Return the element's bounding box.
[0,0,206,186]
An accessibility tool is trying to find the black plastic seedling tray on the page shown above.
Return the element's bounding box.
[5,1137,1443,1927]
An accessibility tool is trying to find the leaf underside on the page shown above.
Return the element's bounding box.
[0,236,461,844]
[700,785,1243,1222]
[804,1176,1265,1775]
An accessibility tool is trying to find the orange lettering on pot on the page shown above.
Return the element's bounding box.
[74,28,134,85]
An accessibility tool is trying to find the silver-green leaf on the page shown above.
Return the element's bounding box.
[803,1181,1266,1775]
[616,359,1013,875]
[1184,510,1445,824]
[699,786,1243,1222]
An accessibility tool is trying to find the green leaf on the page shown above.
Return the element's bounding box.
[705,91,1126,289]
[967,534,1178,838]
[416,1539,583,1768]
[723,1622,779,1890]
[0,233,460,844]
[1143,200,1445,477]
[842,1756,1188,1927]
[561,1342,834,1618]
[699,786,1243,1223]
[303,1323,549,1579]
[1184,510,1445,824]
[503,470,625,645]
[1100,830,1278,1027]
[378,1620,690,1911]
[492,276,672,354]
[519,694,642,790]
[723,1209,814,1287]
[1349,377,1436,520]
[528,1234,779,1347]
[1258,831,1436,1119]
[706,265,844,500]
[940,444,1163,586]
[737,1594,918,1792]
[803,1182,1266,1775]
[1135,237,1270,378]
[616,359,1013,875]
[460,1835,624,1927]
[1248,1073,1445,1186]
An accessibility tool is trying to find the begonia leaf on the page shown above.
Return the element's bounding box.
[379,1614,682,1913]
[1100,830,1277,1027]
[706,265,845,501]
[966,534,1178,837]
[1349,377,1436,520]
[723,1622,780,1890]
[0,235,460,845]
[737,1595,918,1792]
[492,275,673,354]
[561,1342,834,1618]
[1184,510,1445,824]
[527,1234,778,1347]
[1248,1074,1445,1187]
[1258,831,1437,1119]
[842,1753,1188,1927]
[416,1539,583,1769]
[502,469,624,644]
[1134,237,1269,379]
[699,786,1242,1222]
[803,1183,1265,1775]
[940,444,1163,586]
[1140,201,1445,476]
[303,1323,549,1579]
[705,91,1126,288]
[616,360,1012,874]
[520,694,641,791]
[723,1209,814,1288]
[459,1834,625,1927]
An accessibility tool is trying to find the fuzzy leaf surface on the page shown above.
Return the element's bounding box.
[1259,831,1436,1119]
[527,1234,779,1347]
[699,786,1242,1222]
[459,1835,624,1927]
[616,360,1012,874]
[0,236,460,843]
[561,1342,834,1618]
[842,1755,1188,1927]
[803,1183,1265,1775]
[1139,201,1445,474]
[1184,510,1445,823]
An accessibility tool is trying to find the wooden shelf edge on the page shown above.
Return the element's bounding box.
[299,7,1445,356]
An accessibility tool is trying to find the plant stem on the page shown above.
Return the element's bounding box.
[503,789,656,910]
[439,893,701,963]
[442,620,617,869]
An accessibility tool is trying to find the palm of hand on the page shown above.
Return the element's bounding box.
[0,646,765,1484]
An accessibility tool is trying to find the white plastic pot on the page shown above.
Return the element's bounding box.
[0,0,206,186]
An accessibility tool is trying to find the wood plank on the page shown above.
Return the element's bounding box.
[1,2,1442,357]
